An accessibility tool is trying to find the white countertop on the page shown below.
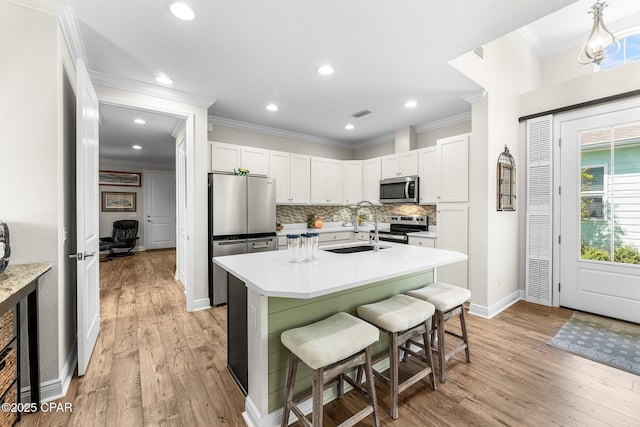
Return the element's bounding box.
[213,242,466,299]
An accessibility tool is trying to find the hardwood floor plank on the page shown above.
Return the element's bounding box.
[17,250,640,427]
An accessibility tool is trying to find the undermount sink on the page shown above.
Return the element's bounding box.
[323,244,389,254]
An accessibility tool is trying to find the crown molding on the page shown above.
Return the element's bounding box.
[208,116,352,149]
[92,71,216,108]
[9,0,87,65]
[414,111,472,133]
[461,89,487,104]
[351,132,395,149]
[351,111,472,149]
[517,27,545,58]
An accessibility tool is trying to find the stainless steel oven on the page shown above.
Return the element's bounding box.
[371,215,428,244]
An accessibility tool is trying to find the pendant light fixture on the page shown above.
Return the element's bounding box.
[577,1,619,66]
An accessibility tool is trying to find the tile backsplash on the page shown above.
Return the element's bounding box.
[277,204,436,226]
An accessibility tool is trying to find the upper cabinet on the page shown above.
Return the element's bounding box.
[418,146,440,204]
[241,146,269,176]
[381,151,419,179]
[363,158,381,204]
[344,161,363,206]
[210,141,240,173]
[209,142,269,175]
[437,134,469,203]
[310,157,344,205]
[270,151,310,204]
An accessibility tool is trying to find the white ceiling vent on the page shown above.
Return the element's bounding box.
[351,109,371,118]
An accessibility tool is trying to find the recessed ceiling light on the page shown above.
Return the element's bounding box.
[169,2,196,21]
[155,73,174,85]
[132,145,142,150]
[266,104,279,111]
[133,118,146,124]
[404,100,418,108]
[345,124,355,130]
[317,65,334,76]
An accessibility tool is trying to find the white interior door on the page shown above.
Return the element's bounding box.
[76,59,100,376]
[559,103,640,323]
[177,139,187,285]
[144,171,176,250]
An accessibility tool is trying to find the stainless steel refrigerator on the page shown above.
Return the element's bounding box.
[208,173,277,306]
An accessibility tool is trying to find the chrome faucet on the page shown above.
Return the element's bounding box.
[354,200,380,252]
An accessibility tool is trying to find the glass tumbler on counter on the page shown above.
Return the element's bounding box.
[309,233,319,259]
[287,234,300,262]
[300,234,311,262]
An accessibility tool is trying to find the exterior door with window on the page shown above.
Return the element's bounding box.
[559,104,640,323]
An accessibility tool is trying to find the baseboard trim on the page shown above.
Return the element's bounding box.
[21,340,77,403]
[188,298,211,312]
[469,290,524,319]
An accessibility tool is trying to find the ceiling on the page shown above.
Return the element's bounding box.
[99,104,180,166]
[78,0,640,165]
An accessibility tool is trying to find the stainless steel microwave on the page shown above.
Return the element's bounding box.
[379,176,419,204]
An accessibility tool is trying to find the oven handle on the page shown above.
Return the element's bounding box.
[405,181,411,199]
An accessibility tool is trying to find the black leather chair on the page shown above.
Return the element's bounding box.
[100,220,139,262]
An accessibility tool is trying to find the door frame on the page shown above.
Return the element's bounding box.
[97,95,196,311]
[552,96,640,309]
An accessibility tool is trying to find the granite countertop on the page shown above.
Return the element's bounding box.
[213,242,466,299]
[0,263,52,305]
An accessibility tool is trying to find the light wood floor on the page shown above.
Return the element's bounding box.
[19,250,640,426]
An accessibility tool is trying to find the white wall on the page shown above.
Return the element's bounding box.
[353,140,394,160]
[541,46,595,88]
[451,31,542,311]
[209,124,354,160]
[520,60,640,118]
[416,121,472,148]
[1,1,66,392]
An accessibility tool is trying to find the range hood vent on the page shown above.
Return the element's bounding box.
[351,109,371,118]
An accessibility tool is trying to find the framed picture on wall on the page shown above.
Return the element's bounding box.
[99,170,141,187]
[102,192,137,212]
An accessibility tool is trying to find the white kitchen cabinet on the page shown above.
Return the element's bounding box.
[210,141,240,173]
[210,142,270,176]
[310,157,344,204]
[436,204,468,288]
[381,151,419,179]
[241,146,270,176]
[318,231,353,246]
[363,158,381,204]
[344,161,363,205]
[408,236,436,248]
[437,134,469,202]
[418,146,439,204]
[270,151,310,204]
[354,231,370,242]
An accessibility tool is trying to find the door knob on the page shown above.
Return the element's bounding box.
[148,220,152,222]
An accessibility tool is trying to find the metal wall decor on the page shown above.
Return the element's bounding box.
[497,145,516,211]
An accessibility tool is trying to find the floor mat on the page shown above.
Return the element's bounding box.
[548,311,640,376]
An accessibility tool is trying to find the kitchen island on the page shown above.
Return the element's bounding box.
[213,242,466,427]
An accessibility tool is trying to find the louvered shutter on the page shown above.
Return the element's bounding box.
[526,115,553,305]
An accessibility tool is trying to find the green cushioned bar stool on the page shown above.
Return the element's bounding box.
[280,312,380,427]
[408,282,471,383]
[357,294,437,420]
